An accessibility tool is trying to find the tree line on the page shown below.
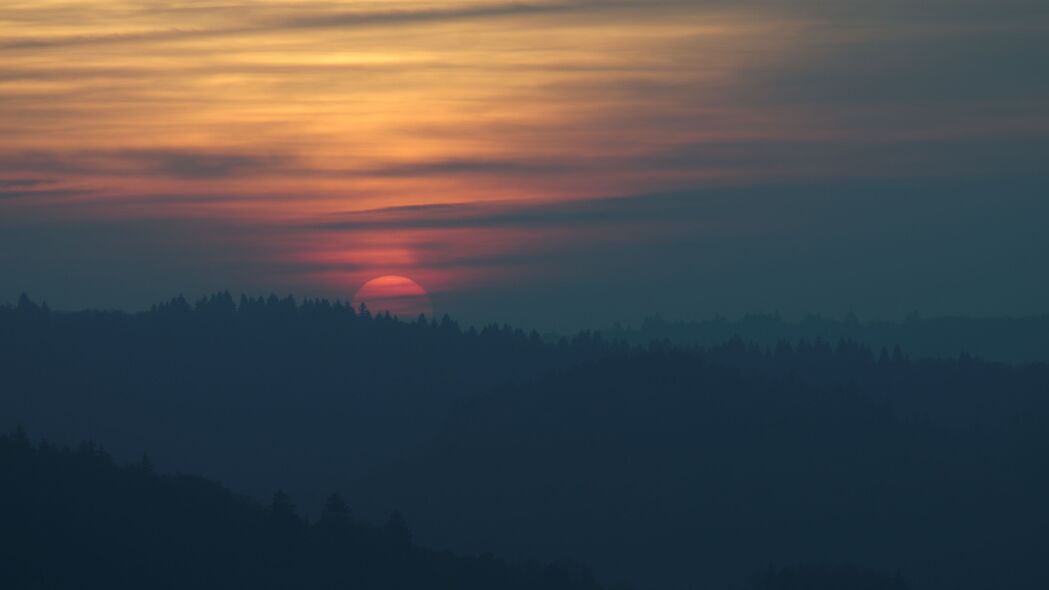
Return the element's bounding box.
[0,429,913,590]
[3,293,1046,588]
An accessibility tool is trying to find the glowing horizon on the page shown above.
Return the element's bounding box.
[2,1,1046,323]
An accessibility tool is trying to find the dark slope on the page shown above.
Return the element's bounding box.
[0,429,606,590]
[352,352,1049,590]
[0,294,619,509]
[3,295,1048,589]
[601,314,1049,363]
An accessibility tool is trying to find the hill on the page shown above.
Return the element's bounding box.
[2,294,1047,588]
[0,428,607,590]
[600,313,1049,363]
[351,352,1049,589]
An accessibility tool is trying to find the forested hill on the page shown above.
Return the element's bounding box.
[0,430,915,590]
[353,352,1049,590]
[600,313,1049,363]
[2,292,622,394]
[0,429,607,590]
[2,294,1046,589]
[0,292,620,493]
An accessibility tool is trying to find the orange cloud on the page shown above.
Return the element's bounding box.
[2,1,1045,305]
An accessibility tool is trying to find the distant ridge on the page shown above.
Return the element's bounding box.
[599,313,1049,363]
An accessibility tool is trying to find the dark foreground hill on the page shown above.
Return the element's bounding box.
[0,429,608,590]
[0,430,914,590]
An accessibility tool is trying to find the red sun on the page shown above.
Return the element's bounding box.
[352,275,433,318]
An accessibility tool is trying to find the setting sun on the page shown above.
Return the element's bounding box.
[351,275,433,318]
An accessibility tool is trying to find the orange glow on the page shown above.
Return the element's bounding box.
[6,1,1014,303]
[352,275,433,318]
[0,1,804,299]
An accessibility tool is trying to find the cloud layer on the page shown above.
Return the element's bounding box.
[1,0,1046,323]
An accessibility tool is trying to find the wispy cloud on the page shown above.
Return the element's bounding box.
[363,157,575,179]
[122,150,292,180]
[0,150,291,180]
[0,1,648,51]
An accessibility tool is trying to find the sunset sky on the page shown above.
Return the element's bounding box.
[2,0,1047,328]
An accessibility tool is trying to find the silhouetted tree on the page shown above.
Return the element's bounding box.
[384,511,412,549]
[318,492,351,535]
[269,489,300,531]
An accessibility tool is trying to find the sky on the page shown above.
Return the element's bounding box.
[1,0,1047,329]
